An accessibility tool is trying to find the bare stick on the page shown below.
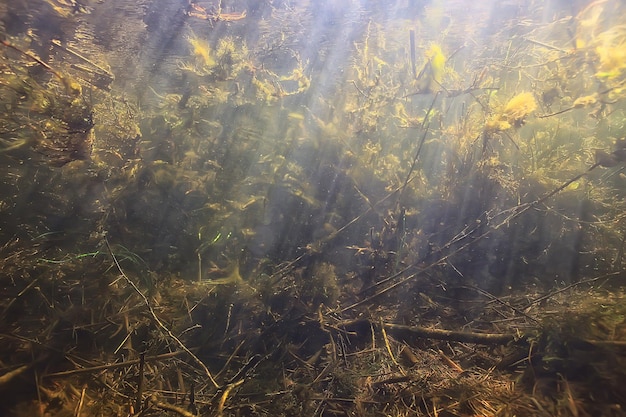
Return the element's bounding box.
[0,364,30,387]
[373,321,519,345]
[0,39,81,95]
[216,380,244,417]
[43,350,192,378]
[409,30,416,79]
[150,395,197,417]
[75,386,86,417]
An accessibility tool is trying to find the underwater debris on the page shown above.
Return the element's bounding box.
[51,39,114,91]
[186,2,246,22]
[0,41,94,165]
[42,0,93,17]
[595,139,626,167]
[0,39,82,96]
[180,33,249,82]
[573,93,598,108]
[300,262,340,308]
[204,262,243,285]
[595,149,620,167]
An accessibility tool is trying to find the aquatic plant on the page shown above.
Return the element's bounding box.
[415,43,446,93]
[3,1,626,417]
[187,32,215,69]
[485,91,537,133]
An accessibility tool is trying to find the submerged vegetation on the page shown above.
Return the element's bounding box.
[485,91,537,133]
[1,0,626,416]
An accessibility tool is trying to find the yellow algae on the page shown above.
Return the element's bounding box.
[595,44,626,79]
[484,117,511,133]
[187,34,215,68]
[213,37,249,79]
[501,92,537,122]
[565,180,581,190]
[573,94,598,108]
[416,43,446,93]
[426,44,445,86]
[485,92,536,134]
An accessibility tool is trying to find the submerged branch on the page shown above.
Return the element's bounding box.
[43,349,194,378]
[337,319,525,346]
[383,323,522,345]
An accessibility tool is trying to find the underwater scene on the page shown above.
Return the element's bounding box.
[2,0,626,415]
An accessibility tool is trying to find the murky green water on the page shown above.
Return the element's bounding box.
[1,1,626,416]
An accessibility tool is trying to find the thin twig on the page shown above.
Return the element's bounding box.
[380,319,401,371]
[341,163,602,312]
[524,271,621,309]
[43,350,193,378]
[135,353,145,412]
[400,92,439,196]
[467,286,539,323]
[104,238,220,388]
